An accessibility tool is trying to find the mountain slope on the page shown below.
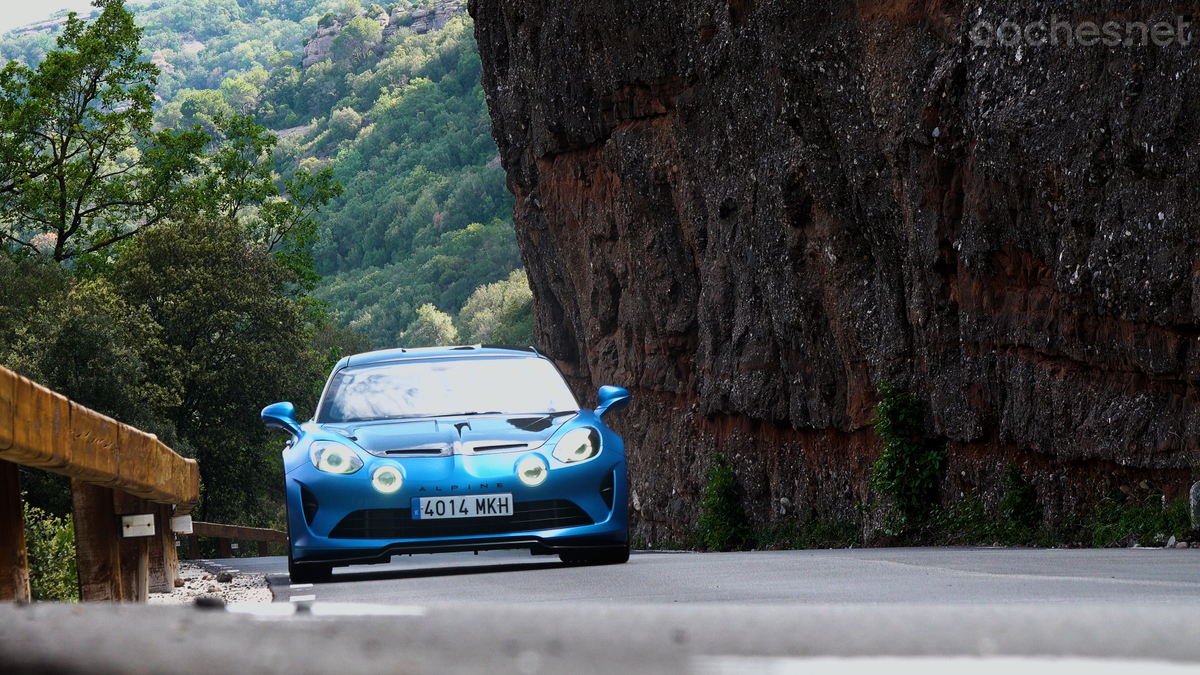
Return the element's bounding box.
[1,0,521,349]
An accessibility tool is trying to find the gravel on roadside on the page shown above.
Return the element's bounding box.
[148,561,271,605]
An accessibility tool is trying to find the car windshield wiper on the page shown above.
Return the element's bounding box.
[521,410,578,423]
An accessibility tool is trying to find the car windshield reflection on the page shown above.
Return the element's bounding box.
[318,357,579,423]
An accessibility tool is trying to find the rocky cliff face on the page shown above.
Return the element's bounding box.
[470,0,1200,542]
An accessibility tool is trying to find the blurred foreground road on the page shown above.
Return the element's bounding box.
[4,547,1200,675]
[249,547,1200,604]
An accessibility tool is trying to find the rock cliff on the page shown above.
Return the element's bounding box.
[470,0,1200,542]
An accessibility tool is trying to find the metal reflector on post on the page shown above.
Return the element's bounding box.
[119,514,156,538]
[170,515,193,534]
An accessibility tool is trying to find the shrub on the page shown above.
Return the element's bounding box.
[1089,493,1191,548]
[697,455,751,551]
[1000,464,1040,530]
[756,515,862,549]
[869,381,946,520]
[24,501,79,601]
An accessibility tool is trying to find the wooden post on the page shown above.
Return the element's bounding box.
[218,537,231,559]
[0,460,31,602]
[186,533,199,560]
[161,505,177,588]
[112,490,150,602]
[147,505,175,593]
[257,541,269,557]
[71,479,123,601]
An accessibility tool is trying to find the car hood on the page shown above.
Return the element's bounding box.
[321,413,577,456]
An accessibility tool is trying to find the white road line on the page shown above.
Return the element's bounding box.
[289,594,316,602]
[289,583,313,590]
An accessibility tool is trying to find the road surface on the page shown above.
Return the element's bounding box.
[5,547,1200,675]
[225,546,1200,605]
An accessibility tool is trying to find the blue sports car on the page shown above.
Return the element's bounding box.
[261,345,631,583]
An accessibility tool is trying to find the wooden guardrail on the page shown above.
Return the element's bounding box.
[187,522,287,559]
[0,365,201,602]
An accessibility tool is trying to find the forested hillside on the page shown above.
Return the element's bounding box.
[1,0,524,348]
[0,0,527,534]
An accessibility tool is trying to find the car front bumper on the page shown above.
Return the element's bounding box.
[286,452,628,566]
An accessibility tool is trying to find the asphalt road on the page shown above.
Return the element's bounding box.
[229,546,1200,605]
[6,548,1200,675]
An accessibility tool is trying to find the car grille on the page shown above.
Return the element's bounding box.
[328,499,594,540]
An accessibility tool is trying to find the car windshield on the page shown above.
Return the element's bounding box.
[317,357,580,423]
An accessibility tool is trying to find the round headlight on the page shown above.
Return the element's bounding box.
[516,455,548,487]
[552,427,600,464]
[310,441,364,475]
[372,466,403,494]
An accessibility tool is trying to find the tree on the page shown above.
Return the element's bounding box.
[331,17,382,69]
[0,0,207,261]
[400,303,457,347]
[220,76,259,114]
[114,216,325,524]
[200,113,343,288]
[4,279,182,433]
[457,269,533,344]
[327,106,362,141]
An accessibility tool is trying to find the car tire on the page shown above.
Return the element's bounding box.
[288,553,332,584]
[559,544,630,566]
[286,521,331,584]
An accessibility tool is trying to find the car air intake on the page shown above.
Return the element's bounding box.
[599,471,615,510]
[328,500,593,539]
[301,485,320,526]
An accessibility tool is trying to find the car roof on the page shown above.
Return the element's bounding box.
[338,345,542,369]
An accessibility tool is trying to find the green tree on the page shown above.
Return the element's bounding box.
[0,0,207,261]
[327,106,362,141]
[204,113,280,221]
[331,16,382,69]
[489,297,534,346]
[400,302,457,347]
[202,113,343,288]
[220,76,260,114]
[4,279,182,434]
[114,216,325,525]
[458,269,532,344]
[267,51,296,69]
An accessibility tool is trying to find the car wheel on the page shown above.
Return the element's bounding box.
[559,544,630,566]
[288,553,332,584]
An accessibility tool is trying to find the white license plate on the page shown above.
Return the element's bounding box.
[412,493,514,520]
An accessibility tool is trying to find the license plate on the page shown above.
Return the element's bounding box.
[412,493,514,520]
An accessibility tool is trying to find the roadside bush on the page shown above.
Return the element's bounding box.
[1089,493,1191,548]
[24,502,78,601]
[697,455,751,551]
[1000,464,1040,531]
[756,515,862,550]
[869,381,945,521]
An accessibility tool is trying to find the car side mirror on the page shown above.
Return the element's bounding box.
[595,385,631,418]
[262,401,301,435]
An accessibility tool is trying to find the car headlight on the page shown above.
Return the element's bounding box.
[310,441,364,475]
[516,455,548,487]
[372,466,402,494]
[552,427,600,464]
